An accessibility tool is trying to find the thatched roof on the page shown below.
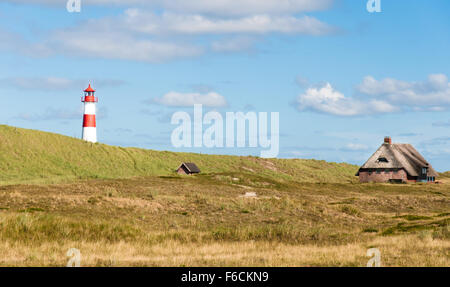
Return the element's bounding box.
[178,162,201,173]
[356,142,438,177]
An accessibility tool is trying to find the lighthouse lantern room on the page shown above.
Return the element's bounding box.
[81,83,98,143]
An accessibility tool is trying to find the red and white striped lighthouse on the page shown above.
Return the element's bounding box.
[81,83,98,143]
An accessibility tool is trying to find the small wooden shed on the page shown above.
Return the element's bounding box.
[176,162,201,175]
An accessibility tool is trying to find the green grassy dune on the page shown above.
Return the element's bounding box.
[0,125,449,266]
[0,125,358,185]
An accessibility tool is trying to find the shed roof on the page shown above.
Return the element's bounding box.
[178,162,200,173]
[356,143,438,177]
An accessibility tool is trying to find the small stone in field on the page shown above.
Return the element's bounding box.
[240,192,257,198]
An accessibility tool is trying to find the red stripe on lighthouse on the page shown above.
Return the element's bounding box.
[83,114,96,127]
[83,95,98,102]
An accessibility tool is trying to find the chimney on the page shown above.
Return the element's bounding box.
[384,136,392,144]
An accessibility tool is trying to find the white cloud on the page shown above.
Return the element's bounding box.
[154,91,228,107]
[162,0,333,16]
[123,10,334,36]
[297,74,450,116]
[149,0,332,16]
[6,0,333,16]
[2,26,198,63]
[48,9,332,62]
[1,0,336,63]
[296,83,396,116]
[47,28,203,63]
[357,74,450,108]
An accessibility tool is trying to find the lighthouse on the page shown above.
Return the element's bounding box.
[81,83,98,143]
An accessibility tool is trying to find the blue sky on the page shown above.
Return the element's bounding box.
[1,0,450,171]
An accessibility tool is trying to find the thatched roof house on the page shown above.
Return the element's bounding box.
[356,137,438,183]
[176,162,201,175]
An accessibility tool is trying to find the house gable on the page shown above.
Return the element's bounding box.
[356,138,438,181]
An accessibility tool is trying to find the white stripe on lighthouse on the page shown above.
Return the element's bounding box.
[82,127,97,143]
[83,102,96,115]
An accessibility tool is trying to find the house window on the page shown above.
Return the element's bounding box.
[377,157,389,163]
[422,167,427,175]
[376,169,381,174]
[393,169,398,173]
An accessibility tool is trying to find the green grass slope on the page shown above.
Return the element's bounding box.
[0,125,358,185]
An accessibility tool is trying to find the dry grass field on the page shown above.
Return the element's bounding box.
[0,174,448,266]
[0,125,448,266]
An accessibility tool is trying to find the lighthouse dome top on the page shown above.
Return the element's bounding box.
[84,83,95,93]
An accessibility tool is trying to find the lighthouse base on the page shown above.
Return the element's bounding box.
[82,127,97,143]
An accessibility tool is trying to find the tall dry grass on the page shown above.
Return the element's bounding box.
[1,234,448,267]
